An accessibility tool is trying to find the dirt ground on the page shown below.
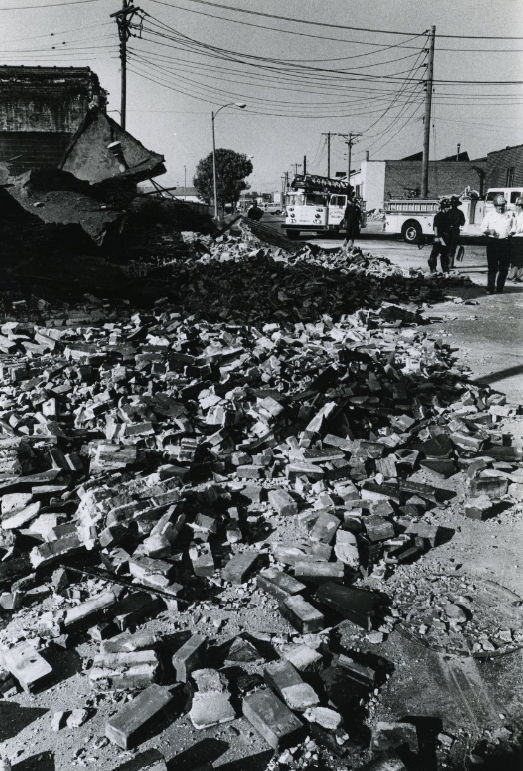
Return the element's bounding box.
[0,227,522,771]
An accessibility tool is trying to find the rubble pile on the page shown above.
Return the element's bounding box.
[134,227,474,323]
[0,244,520,770]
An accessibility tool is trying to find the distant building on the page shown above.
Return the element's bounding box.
[173,186,201,202]
[0,66,106,175]
[349,152,487,211]
[485,144,523,188]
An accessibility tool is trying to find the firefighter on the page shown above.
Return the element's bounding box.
[428,198,450,274]
[481,194,514,294]
[342,193,362,249]
[446,195,466,269]
[247,201,263,221]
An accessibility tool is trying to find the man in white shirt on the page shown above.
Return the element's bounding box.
[509,196,523,282]
[481,194,514,294]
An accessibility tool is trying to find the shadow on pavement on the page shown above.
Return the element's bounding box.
[167,737,229,770]
[471,363,523,386]
[13,751,55,771]
[0,701,48,742]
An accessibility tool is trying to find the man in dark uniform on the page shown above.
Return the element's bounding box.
[342,193,362,249]
[247,201,263,221]
[428,198,450,273]
[446,195,466,269]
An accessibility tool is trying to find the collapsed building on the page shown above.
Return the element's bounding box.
[0,66,171,266]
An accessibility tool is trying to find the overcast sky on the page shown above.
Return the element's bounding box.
[1,0,522,193]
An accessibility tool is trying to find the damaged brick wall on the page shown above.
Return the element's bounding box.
[485,144,523,189]
[0,66,106,174]
[384,160,487,199]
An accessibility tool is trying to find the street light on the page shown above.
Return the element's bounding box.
[212,102,246,220]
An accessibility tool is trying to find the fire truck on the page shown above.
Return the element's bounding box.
[282,174,366,239]
[383,186,523,242]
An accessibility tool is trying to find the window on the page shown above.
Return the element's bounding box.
[330,195,346,207]
[510,191,522,204]
[506,166,515,186]
[486,190,503,202]
[305,194,328,206]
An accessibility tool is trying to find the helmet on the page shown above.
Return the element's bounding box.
[439,198,450,209]
[515,196,523,206]
[493,194,507,206]
[450,196,461,206]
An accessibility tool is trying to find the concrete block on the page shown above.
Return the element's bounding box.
[264,659,319,711]
[63,591,117,633]
[257,568,306,602]
[172,634,207,683]
[314,582,380,630]
[1,641,52,693]
[222,550,260,585]
[105,684,174,749]
[279,595,325,634]
[268,489,298,516]
[243,689,305,750]
[294,560,344,584]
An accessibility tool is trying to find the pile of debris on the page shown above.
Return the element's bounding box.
[132,227,474,324]
[0,240,520,770]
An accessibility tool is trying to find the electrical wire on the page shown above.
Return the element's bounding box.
[143,22,431,82]
[146,2,429,53]
[127,46,423,101]
[142,21,522,85]
[149,0,523,41]
[129,61,421,117]
[128,50,425,108]
[0,0,103,10]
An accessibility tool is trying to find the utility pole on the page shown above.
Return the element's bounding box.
[292,162,302,176]
[110,1,144,130]
[421,25,436,198]
[323,132,355,178]
[344,132,362,189]
[321,132,332,177]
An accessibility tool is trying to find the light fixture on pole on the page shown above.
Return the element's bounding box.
[211,102,246,220]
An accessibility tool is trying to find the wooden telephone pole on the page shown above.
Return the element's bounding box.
[421,26,436,198]
[345,132,362,188]
[110,1,143,130]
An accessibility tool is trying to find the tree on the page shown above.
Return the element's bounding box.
[194,149,253,213]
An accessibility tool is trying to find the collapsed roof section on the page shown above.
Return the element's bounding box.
[1,107,167,249]
[59,106,166,185]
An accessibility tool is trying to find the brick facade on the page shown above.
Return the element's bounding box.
[0,66,105,174]
[383,160,487,200]
[485,144,523,188]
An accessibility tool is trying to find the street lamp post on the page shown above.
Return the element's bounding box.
[211,102,246,220]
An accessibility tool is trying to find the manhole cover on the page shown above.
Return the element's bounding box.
[388,566,523,659]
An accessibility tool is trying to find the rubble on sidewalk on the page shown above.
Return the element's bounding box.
[0,226,520,770]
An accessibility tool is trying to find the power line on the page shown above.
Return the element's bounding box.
[0,0,103,10]
[149,0,523,40]
[147,1,429,52]
[142,22,523,85]
[148,0,427,37]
